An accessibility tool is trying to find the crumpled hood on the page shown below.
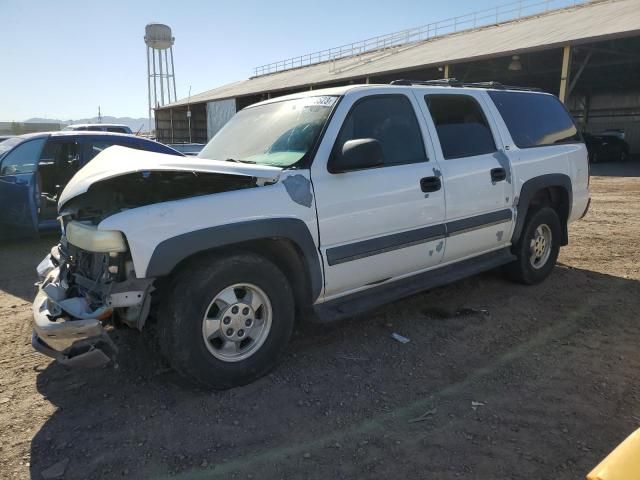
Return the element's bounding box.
[58,145,282,209]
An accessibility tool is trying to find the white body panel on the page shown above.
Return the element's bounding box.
[57,84,589,307]
[566,144,590,222]
[413,88,515,262]
[310,87,446,298]
[98,170,318,279]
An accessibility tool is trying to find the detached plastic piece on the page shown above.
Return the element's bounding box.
[587,428,640,480]
[57,297,111,319]
[391,332,410,344]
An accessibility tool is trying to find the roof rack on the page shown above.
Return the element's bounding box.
[389,78,542,92]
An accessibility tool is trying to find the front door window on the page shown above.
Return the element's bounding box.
[0,138,47,176]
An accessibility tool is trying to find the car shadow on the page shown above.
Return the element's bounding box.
[29,264,640,479]
[590,161,640,177]
[0,234,57,302]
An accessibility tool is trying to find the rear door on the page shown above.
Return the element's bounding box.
[415,90,514,263]
[0,137,47,238]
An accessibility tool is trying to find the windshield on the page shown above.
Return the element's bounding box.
[199,95,338,167]
[0,137,25,159]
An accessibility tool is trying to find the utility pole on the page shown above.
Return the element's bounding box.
[187,85,192,144]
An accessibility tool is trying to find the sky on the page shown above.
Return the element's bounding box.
[2,0,489,121]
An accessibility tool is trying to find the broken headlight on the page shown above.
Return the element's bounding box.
[66,221,127,253]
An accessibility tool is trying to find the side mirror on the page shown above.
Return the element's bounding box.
[329,138,384,173]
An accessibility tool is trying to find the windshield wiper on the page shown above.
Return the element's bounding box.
[224,158,257,164]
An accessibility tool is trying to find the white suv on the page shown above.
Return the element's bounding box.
[32,81,590,388]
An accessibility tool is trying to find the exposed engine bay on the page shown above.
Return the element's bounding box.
[61,170,257,223]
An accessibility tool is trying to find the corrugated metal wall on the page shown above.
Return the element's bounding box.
[154,104,208,144]
[570,91,640,154]
[206,99,236,140]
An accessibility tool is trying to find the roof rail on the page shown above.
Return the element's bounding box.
[390,78,542,91]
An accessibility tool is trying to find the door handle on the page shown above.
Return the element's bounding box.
[420,176,441,193]
[490,168,507,183]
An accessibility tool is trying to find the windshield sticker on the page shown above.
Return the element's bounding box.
[296,96,337,108]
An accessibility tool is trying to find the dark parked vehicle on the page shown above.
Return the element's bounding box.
[0,131,182,238]
[583,132,630,163]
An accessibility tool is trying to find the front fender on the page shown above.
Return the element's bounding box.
[145,218,323,301]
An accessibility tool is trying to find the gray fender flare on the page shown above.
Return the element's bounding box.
[512,173,572,245]
[145,218,323,301]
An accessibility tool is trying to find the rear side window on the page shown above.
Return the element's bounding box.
[334,95,427,167]
[425,94,496,159]
[488,91,580,148]
[83,140,122,162]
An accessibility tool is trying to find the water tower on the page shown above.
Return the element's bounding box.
[145,23,177,134]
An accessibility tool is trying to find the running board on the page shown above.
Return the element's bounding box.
[311,248,516,323]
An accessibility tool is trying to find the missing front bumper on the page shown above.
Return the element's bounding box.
[31,264,118,368]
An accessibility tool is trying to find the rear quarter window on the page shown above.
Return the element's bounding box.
[488,91,580,148]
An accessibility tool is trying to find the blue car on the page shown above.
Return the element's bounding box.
[0,131,182,238]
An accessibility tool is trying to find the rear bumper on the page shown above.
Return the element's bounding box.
[31,256,117,368]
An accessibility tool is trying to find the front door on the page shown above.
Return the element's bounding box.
[0,137,47,238]
[311,91,446,299]
[416,91,514,263]
[37,138,80,227]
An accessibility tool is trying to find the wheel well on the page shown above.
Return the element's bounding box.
[157,238,314,316]
[529,186,570,245]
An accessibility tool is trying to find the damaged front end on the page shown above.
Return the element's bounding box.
[31,146,284,368]
[32,222,153,368]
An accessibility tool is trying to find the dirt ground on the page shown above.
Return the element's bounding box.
[1,163,639,480]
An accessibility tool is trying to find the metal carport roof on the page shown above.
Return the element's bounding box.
[161,0,640,108]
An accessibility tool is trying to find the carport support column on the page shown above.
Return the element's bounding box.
[444,64,450,79]
[559,46,572,104]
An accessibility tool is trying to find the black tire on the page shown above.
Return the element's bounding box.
[506,207,561,285]
[620,150,628,163]
[158,252,295,389]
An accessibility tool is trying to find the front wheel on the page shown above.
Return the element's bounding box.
[158,252,295,389]
[506,207,561,285]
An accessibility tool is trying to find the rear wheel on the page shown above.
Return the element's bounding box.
[158,252,295,389]
[506,207,561,285]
